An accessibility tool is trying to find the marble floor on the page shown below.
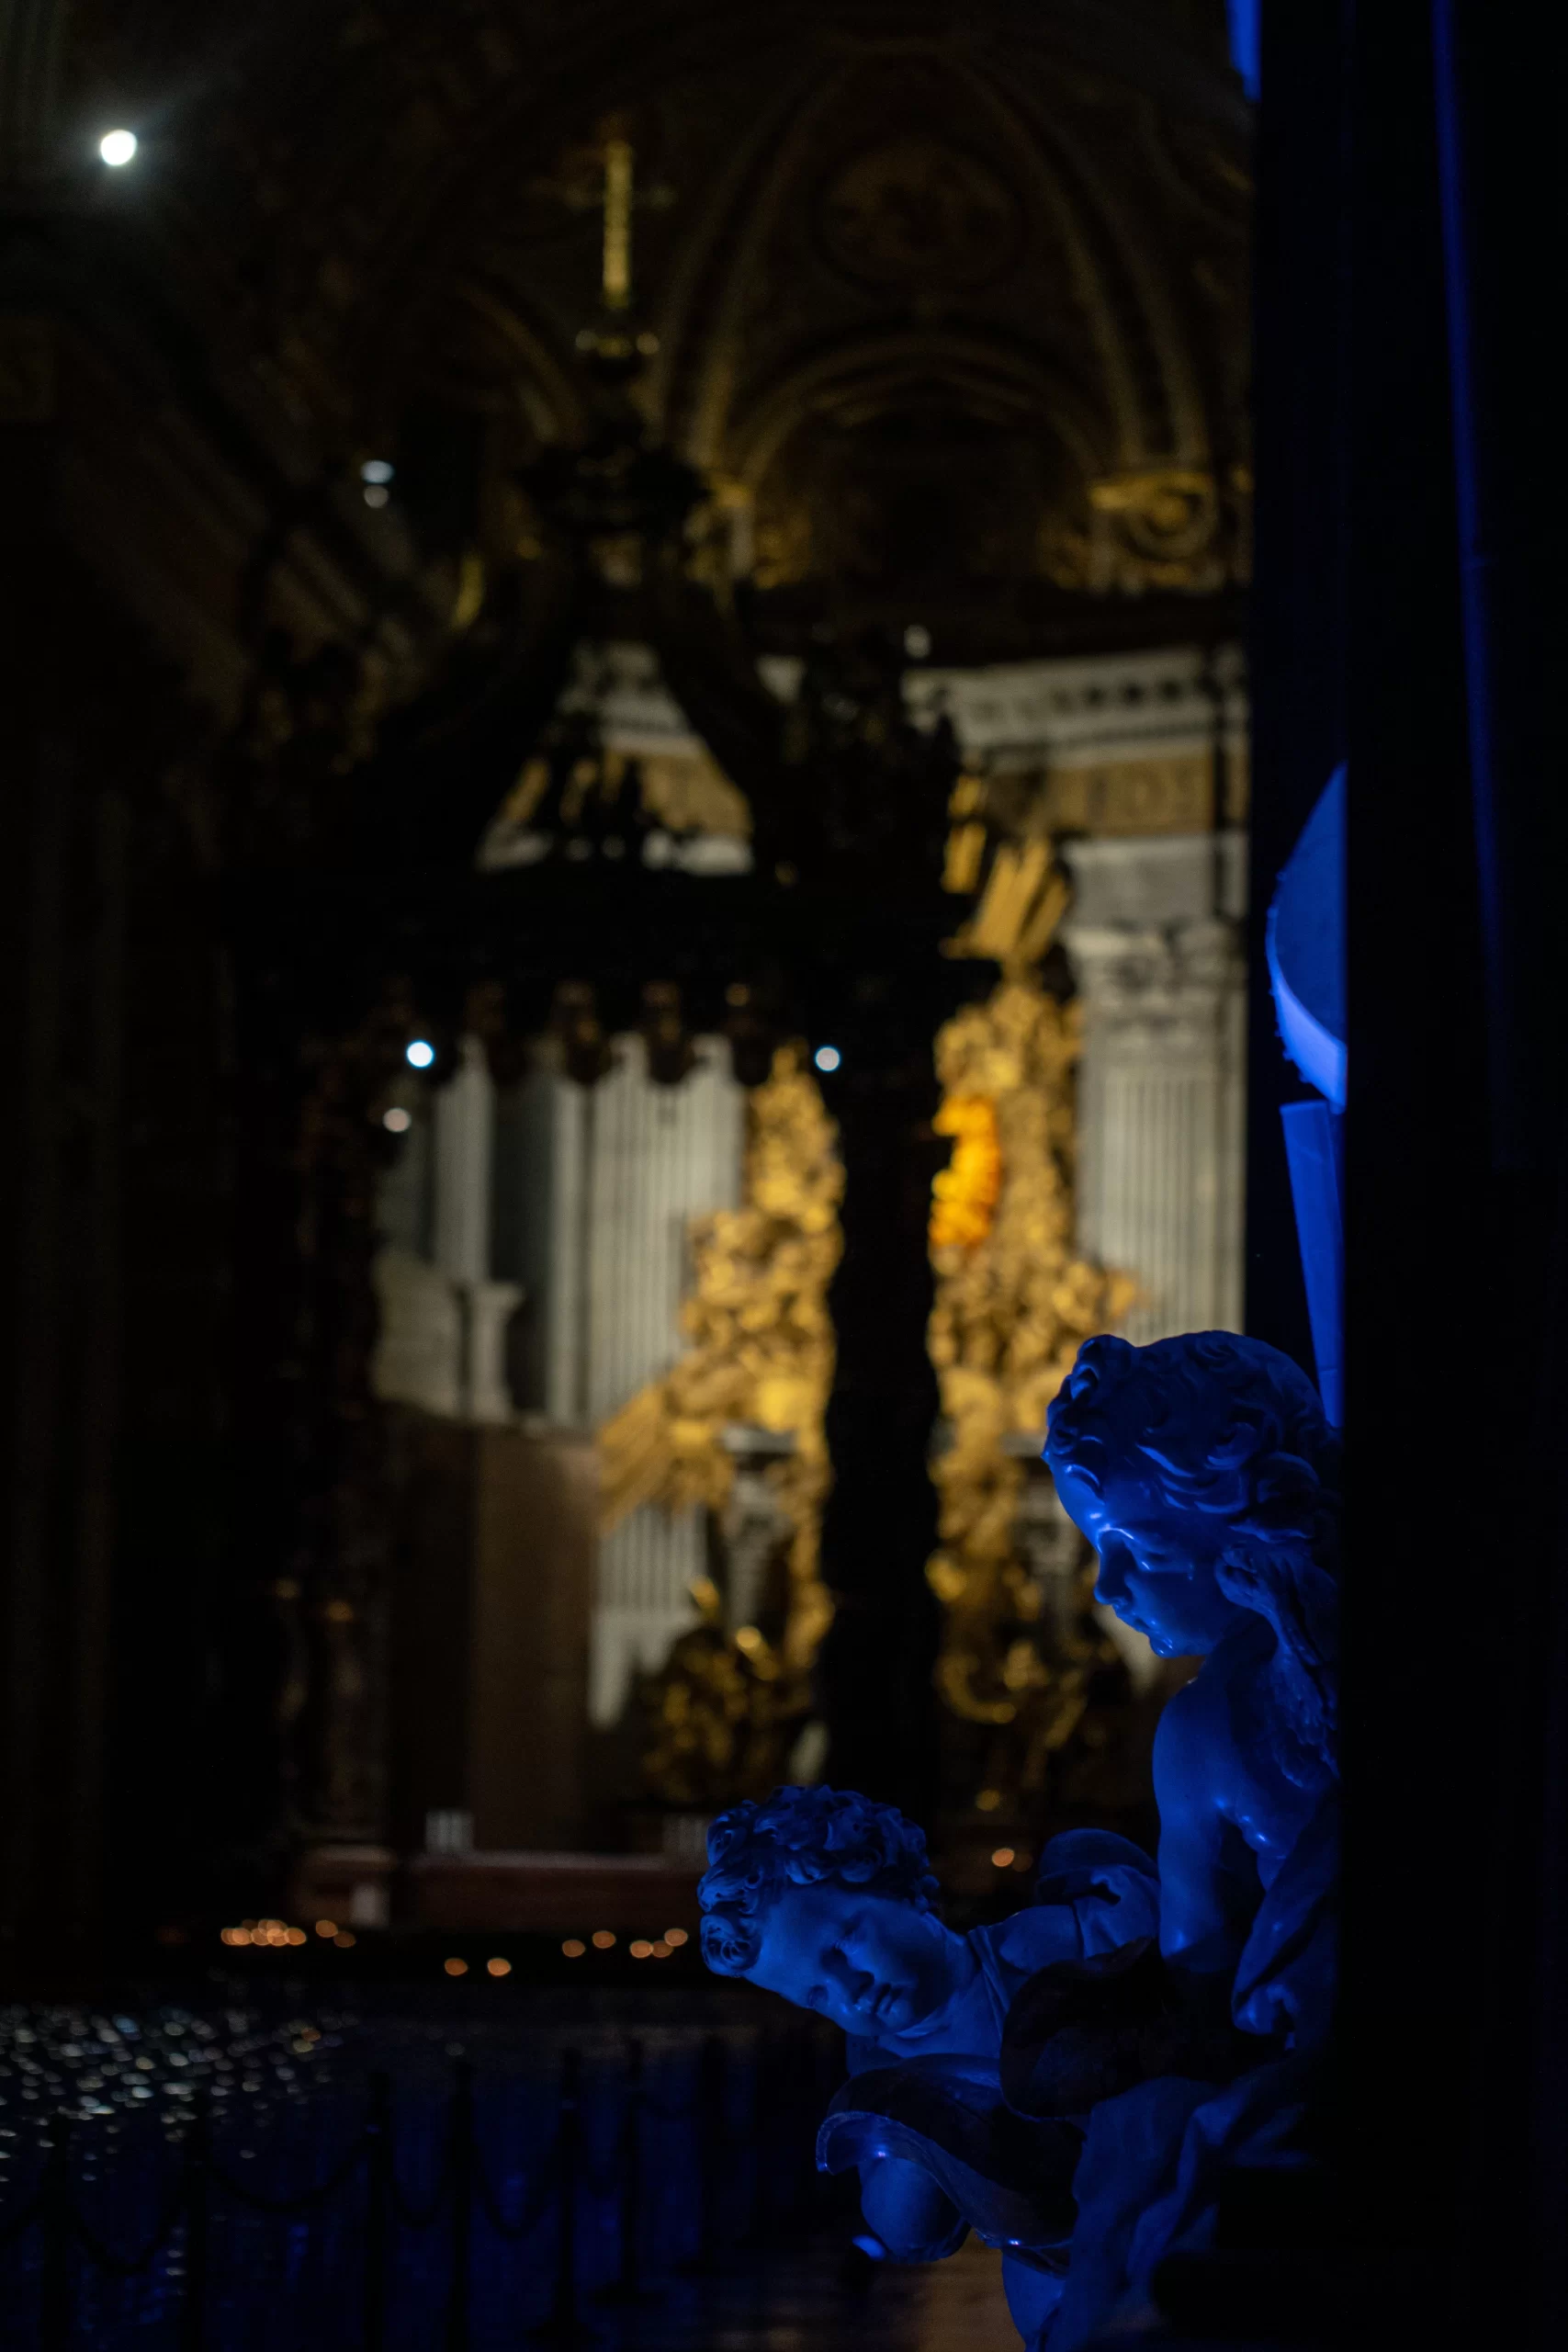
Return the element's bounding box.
[601,2231,1018,2352]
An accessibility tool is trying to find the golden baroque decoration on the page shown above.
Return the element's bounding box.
[1039,752,1215,838]
[944,840,1070,967]
[597,1047,844,1804]
[635,1578,815,1814]
[927,972,1137,1786]
[930,1096,1002,1252]
[1040,465,1250,595]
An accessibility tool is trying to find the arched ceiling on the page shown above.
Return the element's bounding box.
[71,0,1249,670]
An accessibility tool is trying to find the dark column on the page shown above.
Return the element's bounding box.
[816,984,946,1826]
[0,358,129,1978]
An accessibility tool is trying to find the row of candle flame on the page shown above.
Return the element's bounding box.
[218,1920,694,1968]
[220,1918,355,1950]
[558,1927,690,1962]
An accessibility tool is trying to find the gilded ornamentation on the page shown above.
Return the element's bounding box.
[926,966,1137,1799]
[1089,468,1217,542]
[1040,752,1215,838]
[1040,466,1248,596]
[817,137,1021,290]
[635,1578,816,1810]
[930,1097,1001,1252]
[597,1047,844,1804]
[944,838,1071,967]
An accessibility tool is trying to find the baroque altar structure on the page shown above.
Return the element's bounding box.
[1,0,1253,1956]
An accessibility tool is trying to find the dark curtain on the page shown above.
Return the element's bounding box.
[1256,6,1568,2342]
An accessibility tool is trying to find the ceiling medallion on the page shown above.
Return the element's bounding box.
[817,137,1021,292]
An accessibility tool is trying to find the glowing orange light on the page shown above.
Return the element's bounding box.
[561,1939,586,1959]
[486,1957,512,1978]
[315,1920,339,1939]
[663,1928,689,1948]
[990,1848,1015,1868]
[628,1939,653,1960]
[444,1957,468,1976]
[591,1929,616,1950]
[285,1927,306,1946]
[333,1931,356,1949]
[930,1096,1002,1252]
[650,1940,671,1959]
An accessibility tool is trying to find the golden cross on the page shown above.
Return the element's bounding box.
[602,136,634,310]
[535,121,673,314]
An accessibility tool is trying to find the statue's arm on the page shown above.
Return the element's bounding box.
[1153,1679,1255,1981]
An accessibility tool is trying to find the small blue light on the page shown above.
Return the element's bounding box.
[361,458,395,485]
[852,2234,887,2261]
[814,1046,841,1073]
[406,1039,435,1069]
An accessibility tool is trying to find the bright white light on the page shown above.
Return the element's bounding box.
[814,1046,841,1074]
[405,1039,435,1069]
[360,459,394,485]
[99,130,138,167]
[383,1106,412,1134]
[904,623,931,659]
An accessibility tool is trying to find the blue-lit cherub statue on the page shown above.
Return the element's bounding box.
[1023,1329,1340,2349]
[1043,1329,1339,2045]
[700,1783,1159,2342]
[699,1333,1341,2351]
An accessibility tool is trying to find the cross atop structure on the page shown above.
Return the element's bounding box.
[536,118,674,314]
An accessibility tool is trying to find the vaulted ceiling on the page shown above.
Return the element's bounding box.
[58,0,1248,690]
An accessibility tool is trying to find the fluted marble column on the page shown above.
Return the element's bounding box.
[1062,835,1247,1342]
[502,1036,745,1724]
[586,1035,744,1724]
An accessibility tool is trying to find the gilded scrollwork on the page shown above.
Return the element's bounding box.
[926,962,1137,1806]
[597,1046,844,1804]
[1039,464,1248,596]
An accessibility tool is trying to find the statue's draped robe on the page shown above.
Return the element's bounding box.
[819,1810,1336,2350]
[1048,1785,1337,2348]
[821,1831,1161,2335]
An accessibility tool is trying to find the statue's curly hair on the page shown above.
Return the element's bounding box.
[1045,1331,1341,1782]
[698,1784,940,1977]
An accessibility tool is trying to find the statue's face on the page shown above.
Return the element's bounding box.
[743,1882,955,2037]
[1054,1462,1238,1658]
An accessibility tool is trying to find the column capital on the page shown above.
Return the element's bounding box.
[1064,916,1244,1045]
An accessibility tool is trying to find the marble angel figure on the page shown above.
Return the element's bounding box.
[1043,1328,1339,2052]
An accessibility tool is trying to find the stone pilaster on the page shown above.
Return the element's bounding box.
[1062,834,1247,1343]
